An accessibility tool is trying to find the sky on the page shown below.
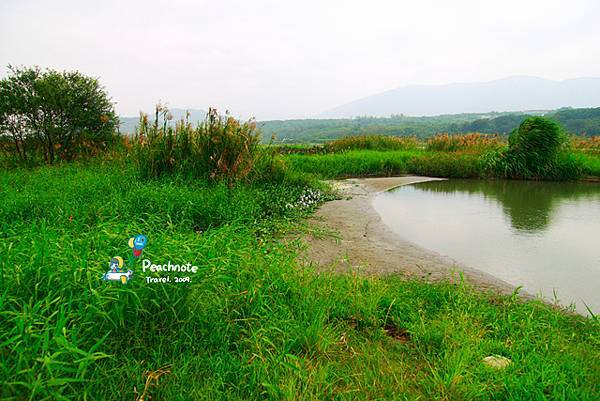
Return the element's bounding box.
[1,0,599,120]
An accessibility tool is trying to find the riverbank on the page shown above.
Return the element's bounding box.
[300,176,520,296]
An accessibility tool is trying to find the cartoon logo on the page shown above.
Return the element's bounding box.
[102,256,134,284]
[129,234,147,257]
[102,235,147,284]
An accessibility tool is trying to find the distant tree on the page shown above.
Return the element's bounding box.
[0,66,117,164]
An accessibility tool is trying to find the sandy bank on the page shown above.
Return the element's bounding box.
[300,176,519,295]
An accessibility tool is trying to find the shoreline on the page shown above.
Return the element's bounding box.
[301,176,522,296]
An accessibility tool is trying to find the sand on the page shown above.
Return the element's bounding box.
[300,176,520,295]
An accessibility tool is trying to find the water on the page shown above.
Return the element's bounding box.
[373,179,600,314]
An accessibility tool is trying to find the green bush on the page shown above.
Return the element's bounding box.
[504,117,578,179]
[0,65,117,165]
[478,117,584,180]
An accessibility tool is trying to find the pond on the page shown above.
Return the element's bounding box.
[373,179,600,314]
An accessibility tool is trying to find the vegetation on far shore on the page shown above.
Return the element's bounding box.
[1,67,600,400]
[258,107,600,144]
[281,128,600,180]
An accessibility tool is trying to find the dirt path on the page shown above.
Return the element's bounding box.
[300,176,519,295]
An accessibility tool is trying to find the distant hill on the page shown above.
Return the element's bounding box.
[118,108,206,134]
[320,77,600,118]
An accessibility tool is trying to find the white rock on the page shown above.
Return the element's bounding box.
[482,355,512,369]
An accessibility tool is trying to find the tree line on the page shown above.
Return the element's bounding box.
[259,108,600,143]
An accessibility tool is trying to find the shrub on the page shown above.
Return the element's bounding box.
[503,117,578,179]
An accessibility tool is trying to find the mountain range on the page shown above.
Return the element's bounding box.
[117,76,600,129]
[319,76,600,118]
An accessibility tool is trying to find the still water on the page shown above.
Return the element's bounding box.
[373,180,600,314]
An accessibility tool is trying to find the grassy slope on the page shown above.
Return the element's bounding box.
[0,161,599,400]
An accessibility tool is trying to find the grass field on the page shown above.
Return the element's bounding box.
[1,158,599,400]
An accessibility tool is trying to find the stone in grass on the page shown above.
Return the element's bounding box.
[482,355,512,369]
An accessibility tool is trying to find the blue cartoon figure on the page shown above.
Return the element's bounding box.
[129,234,147,257]
[102,256,133,284]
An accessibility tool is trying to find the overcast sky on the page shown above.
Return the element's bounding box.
[1,0,599,120]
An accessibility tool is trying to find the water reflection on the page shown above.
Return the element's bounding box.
[373,179,600,314]
[411,180,600,233]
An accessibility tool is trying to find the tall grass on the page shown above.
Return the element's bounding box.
[323,135,420,153]
[133,107,281,185]
[284,150,417,178]
[426,133,505,153]
[574,153,600,177]
[270,136,419,157]
[1,160,599,400]
[407,152,484,178]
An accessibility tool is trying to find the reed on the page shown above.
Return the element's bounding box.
[426,133,505,152]
[572,135,600,155]
[133,106,277,186]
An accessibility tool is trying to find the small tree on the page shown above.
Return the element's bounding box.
[0,66,118,164]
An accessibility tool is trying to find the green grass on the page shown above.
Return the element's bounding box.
[577,153,600,177]
[280,128,600,181]
[284,149,600,181]
[1,160,599,400]
[284,150,418,179]
[284,150,485,179]
[323,135,420,152]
